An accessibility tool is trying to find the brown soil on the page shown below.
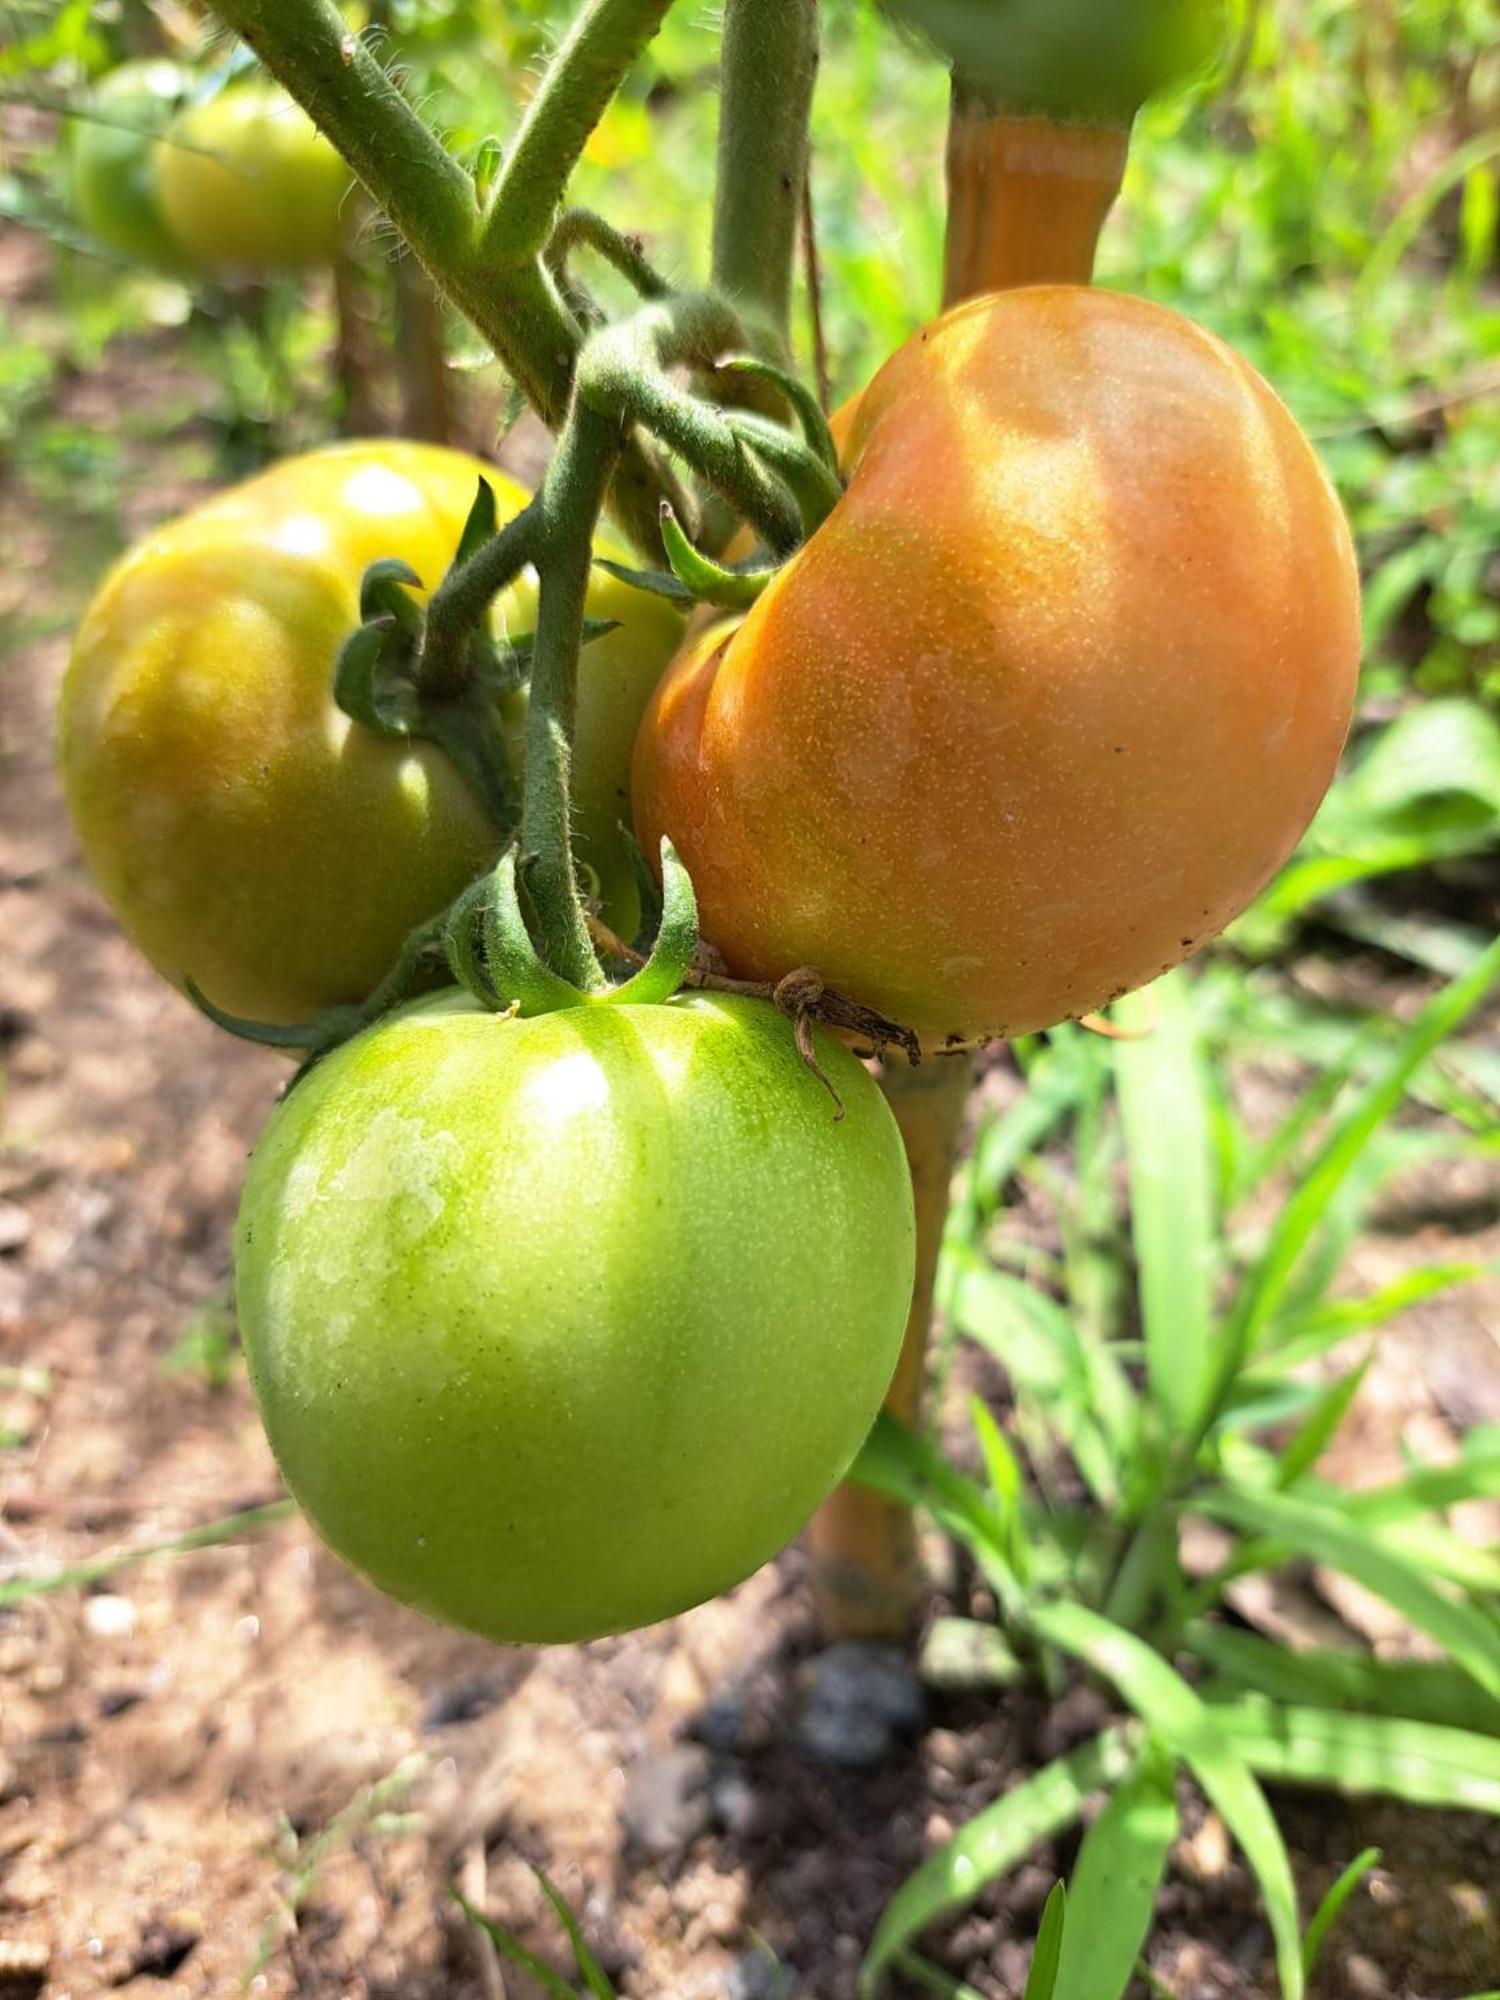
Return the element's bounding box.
[3,220,1500,2000]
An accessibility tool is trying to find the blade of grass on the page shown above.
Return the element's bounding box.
[451,1891,581,2000]
[1184,1624,1500,1735]
[1205,1698,1500,1814]
[1113,973,1216,1436]
[1301,1848,1380,1983]
[536,1871,615,2000]
[1052,1741,1178,2000]
[1269,1263,1495,1364]
[1205,934,1500,1434]
[1029,1600,1303,2000]
[0,1498,295,1606]
[1274,1351,1373,1489]
[858,1727,1141,1997]
[891,1950,990,1999]
[1023,1882,1067,2000]
[1197,1486,1500,1703]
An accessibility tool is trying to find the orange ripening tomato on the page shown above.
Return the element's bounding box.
[634,285,1361,1048]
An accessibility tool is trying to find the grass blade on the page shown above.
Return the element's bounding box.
[451,1891,581,2000]
[852,1413,1016,1577]
[1270,1263,1495,1362]
[536,1870,615,2000]
[1029,1600,1303,2000]
[858,1727,1140,1996]
[1023,1882,1068,2000]
[1052,1741,1178,2000]
[1218,934,1500,1395]
[1184,1624,1500,1735]
[1301,1848,1380,1982]
[891,1951,990,1999]
[1198,1485,1500,1703]
[1274,1351,1373,1489]
[1205,1698,1500,1814]
[1112,973,1216,1436]
[950,1252,1134,1504]
[0,1499,295,1607]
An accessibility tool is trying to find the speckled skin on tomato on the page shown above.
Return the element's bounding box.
[633,286,1362,1049]
[59,441,683,1023]
[234,991,916,1644]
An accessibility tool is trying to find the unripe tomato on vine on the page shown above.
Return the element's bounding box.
[633,286,1361,1049]
[67,61,196,270]
[58,441,684,1024]
[235,980,916,1644]
[154,81,356,272]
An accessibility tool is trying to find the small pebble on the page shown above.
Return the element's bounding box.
[795,1643,924,1770]
[622,1744,712,1857]
[83,1594,136,1640]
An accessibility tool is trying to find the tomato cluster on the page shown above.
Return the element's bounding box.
[59,440,917,1643]
[60,267,1357,1644]
[69,67,354,274]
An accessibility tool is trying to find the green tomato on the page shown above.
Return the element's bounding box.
[878,0,1229,119]
[58,440,684,1024]
[155,81,355,271]
[68,60,195,269]
[235,991,916,1644]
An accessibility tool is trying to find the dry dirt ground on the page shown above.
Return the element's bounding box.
[3,225,1500,2000]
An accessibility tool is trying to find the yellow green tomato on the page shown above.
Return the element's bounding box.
[235,990,916,1644]
[155,82,354,271]
[58,440,684,1024]
[68,60,196,269]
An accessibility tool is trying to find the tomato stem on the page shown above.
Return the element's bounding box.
[941,88,1129,302]
[521,407,618,991]
[477,0,678,269]
[711,0,820,356]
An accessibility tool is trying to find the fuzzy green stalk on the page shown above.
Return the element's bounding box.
[711,0,821,353]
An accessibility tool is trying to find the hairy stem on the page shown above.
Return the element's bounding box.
[711,0,820,352]
[521,409,620,990]
[480,0,677,265]
[207,0,667,550]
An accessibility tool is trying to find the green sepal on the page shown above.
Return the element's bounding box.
[455,477,500,567]
[717,354,840,474]
[483,850,586,1016]
[620,825,664,956]
[608,841,699,1007]
[659,503,779,609]
[359,556,425,635]
[183,976,358,1052]
[333,617,420,737]
[442,873,508,1009]
[591,556,697,607]
[725,409,843,537]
